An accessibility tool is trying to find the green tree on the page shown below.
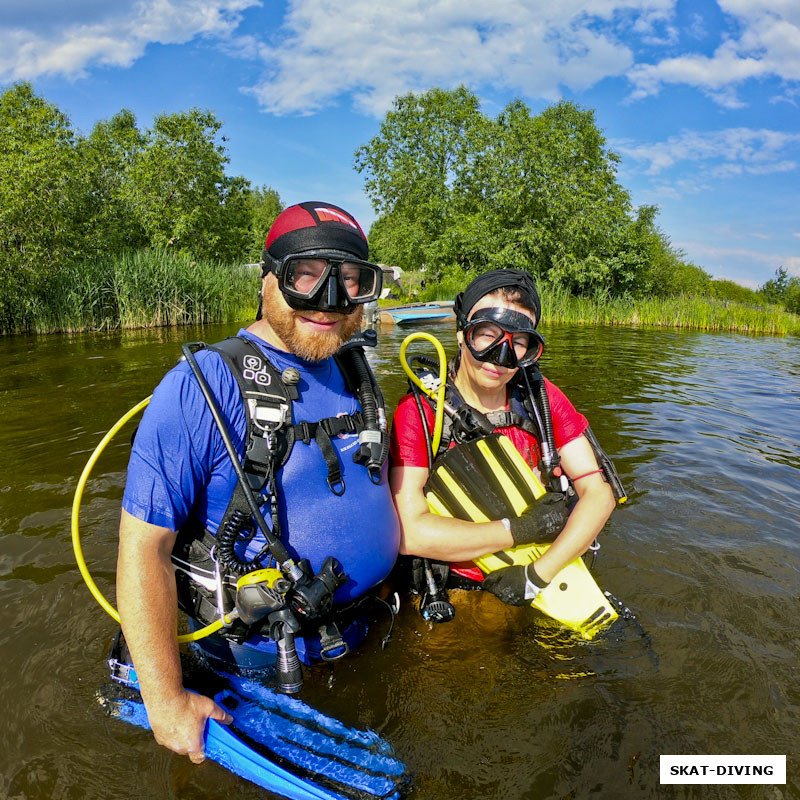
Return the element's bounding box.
[784,277,800,314]
[0,83,88,331]
[759,267,790,305]
[355,88,673,295]
[355,86,483,271]
[710,279,761,305]
[481,100,642,293]
[81,109,148,254]
[123,109,251,262]
[759,267,800,314]
[246,185,284,261]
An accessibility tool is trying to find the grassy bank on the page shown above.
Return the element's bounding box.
[4,249,260,334]
[541,289,800,335]
[408,277,800,336]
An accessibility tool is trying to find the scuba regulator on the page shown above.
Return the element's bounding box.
[231,557,348,694]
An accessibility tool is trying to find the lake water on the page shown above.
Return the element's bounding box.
[1,320,798,799]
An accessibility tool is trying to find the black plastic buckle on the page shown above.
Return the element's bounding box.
[320,416,355,437]
[326,474,346,496]
[297,421,313,445]
[319,622,350,661]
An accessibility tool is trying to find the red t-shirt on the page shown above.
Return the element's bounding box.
[389,377,588,581]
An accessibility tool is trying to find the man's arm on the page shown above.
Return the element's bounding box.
[117,509,231,762]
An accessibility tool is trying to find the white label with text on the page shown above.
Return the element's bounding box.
[660,755,785,784]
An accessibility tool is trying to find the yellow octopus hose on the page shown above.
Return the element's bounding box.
[398,331,448,457]
[71,396,232,643]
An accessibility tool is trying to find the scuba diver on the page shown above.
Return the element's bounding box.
[117,202,400,764]
[389,269,617,610]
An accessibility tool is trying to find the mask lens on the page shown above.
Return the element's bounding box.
[468,322,503,353]
[511,332,531,360]
[281,256,381,304]
[340,262,379,300]
[284,258,329,298]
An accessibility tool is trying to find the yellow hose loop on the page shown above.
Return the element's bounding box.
[399,332,448,457]
[71,396,233,644]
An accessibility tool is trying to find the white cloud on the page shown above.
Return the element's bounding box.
[245,0,676,116]
[707,225,772,242]
[687,12,707,40]
[0,0,258,81]
[614,127,800,175]
[679,241,800,278]
[627,3,800,106]
[3,0,798,117]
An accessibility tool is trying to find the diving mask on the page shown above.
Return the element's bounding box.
[462,307,544,368]
[264,250,383,313]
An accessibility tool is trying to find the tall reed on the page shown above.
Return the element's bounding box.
[540,288,800,335]
[406,277,799,335]
[17,248,260,333]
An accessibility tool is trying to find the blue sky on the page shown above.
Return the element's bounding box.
[1,0,798,288]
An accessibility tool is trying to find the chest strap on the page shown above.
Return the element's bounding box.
[290,413,363,495]
[429,379,542,456]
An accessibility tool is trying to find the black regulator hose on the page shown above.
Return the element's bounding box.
[535,374,557,464]
[410,379,455,623]
[181,343,295,571]
[522,365,561,491]
[412,354,438,372]
[347,347,389,482]
[215,506,261,578]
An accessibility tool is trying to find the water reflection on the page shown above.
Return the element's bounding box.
[0,319,798,799]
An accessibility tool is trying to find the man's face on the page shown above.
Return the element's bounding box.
[260,274,363,361]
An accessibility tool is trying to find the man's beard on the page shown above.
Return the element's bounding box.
[261,281,363,361]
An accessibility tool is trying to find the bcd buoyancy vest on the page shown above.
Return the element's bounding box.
[412,363,557,486]
[171,331,391,647]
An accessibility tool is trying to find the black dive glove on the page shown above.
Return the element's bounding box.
[482,562,549,606]
[504,492,571,546]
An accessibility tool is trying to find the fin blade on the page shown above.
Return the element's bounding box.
[206,718,347,800]
[109,687,409,799]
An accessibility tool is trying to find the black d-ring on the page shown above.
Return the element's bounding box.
[327,477,346,496]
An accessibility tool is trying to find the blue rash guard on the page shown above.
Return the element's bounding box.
[122,328,401,665]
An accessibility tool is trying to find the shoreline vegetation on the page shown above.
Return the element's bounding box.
[24,249,260,334]
[5,248,795,337]
[3,83,799,338]
[409,270,800,336]
[541,292,799,335]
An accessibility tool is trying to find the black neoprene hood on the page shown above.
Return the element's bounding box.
[454,269,542,328]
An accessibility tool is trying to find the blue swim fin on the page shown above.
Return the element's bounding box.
[105,638,410,800]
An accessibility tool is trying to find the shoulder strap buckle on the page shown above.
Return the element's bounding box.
[295,420,313,445]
